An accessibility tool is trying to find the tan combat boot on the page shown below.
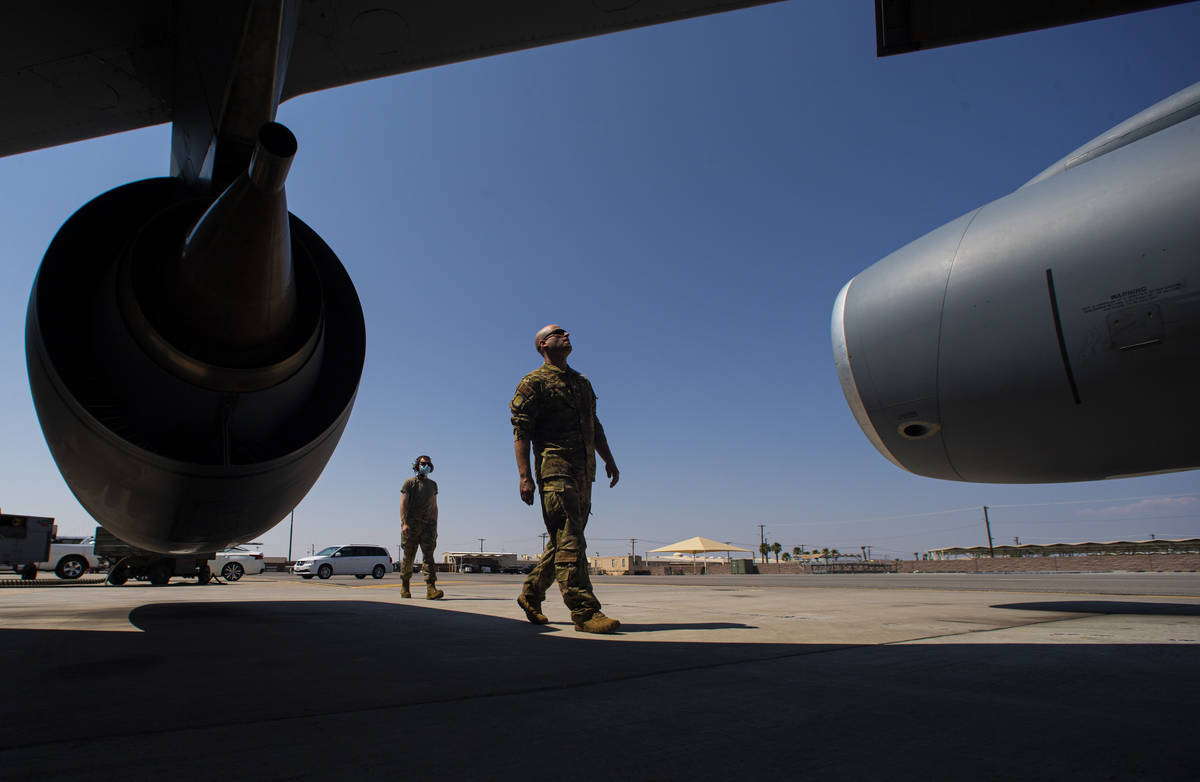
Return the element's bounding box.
[517,595,549,625]
[574,612,620,634]
[426,584,444,600]
[400,578,411,598]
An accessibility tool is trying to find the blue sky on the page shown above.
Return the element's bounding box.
[2,2,1199,560]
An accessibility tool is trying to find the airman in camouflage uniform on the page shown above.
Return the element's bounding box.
[400,454,443,600]
[511,324,621,633]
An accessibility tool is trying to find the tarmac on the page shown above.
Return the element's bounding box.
[1,571,1197,780]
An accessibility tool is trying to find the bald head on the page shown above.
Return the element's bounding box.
[534,324,571,358]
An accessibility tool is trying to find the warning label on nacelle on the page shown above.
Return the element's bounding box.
[1082,282,1184,313]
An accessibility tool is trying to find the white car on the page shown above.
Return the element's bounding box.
[212,545,266,581]
[293,545,392,580]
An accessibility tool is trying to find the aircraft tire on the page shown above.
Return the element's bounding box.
[147,562,171,586]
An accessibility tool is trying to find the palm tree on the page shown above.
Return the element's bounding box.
[830,548,840,562]
[770,541,782,563]
[781,552,791,562]
[759,542,770,564]
[820,547,830,566]
[792,545,803,559]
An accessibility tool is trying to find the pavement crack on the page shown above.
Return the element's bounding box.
[880,611,1106,645]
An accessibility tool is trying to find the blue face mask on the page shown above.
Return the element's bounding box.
[418,464,432,476]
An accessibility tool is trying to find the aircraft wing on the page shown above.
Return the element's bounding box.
[875,0,1194,56]
[0,0,780,160]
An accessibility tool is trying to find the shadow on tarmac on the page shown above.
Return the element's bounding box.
[1,599,1196,779]
[994,600,1200,616]
[615,622,757,632]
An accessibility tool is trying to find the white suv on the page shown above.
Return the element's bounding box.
[293,545,392,580]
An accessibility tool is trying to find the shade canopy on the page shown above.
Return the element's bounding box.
[648,537,752,554]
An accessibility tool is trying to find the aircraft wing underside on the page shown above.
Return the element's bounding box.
[0,0,781,160]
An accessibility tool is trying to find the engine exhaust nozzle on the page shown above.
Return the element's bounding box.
[121,122,321,391]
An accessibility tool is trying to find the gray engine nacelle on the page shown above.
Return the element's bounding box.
[26,124,366,553]
[833,83,1200,483]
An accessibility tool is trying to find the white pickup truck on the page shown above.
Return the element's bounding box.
[29,535,107,579]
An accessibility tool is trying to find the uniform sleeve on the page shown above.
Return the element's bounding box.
[510,378,539,441]
[400,477,411,495]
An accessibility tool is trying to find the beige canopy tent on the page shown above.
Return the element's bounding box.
[648,537,752,573]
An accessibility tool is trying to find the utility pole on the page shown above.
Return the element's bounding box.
[287,509,294,563]
[758,524,766,563]
[629,538,637,574]
[478,538,486,552]
[983,506,995,558]
[539,532,548,551]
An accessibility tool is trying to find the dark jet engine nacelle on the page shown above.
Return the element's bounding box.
[833,84,1200,483]
[26,123,365,553]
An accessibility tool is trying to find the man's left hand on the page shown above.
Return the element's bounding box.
[606,462,620,488]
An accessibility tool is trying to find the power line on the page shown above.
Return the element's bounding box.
[765,494,1200,531]
[1019,513,1200,524]
[865,523,985,542]
[985,492,1200,509]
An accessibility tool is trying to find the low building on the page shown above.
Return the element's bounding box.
[928,537,1200,559]
[645,553,728,575]
[441,551,537,573]
[589,554,648,575]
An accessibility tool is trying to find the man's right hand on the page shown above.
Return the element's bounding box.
[519,476,536,505]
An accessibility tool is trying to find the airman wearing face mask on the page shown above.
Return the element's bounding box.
[400,454,443,599]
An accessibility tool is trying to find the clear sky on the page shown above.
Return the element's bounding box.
[2,2,1199,561]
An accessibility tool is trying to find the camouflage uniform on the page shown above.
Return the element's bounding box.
[400,475,438,585]
[511,364,607,623]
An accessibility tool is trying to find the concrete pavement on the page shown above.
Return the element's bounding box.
[1,572,1196,779]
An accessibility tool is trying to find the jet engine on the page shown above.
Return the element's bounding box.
[833,83,1200,483]
[26,123,365,553]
